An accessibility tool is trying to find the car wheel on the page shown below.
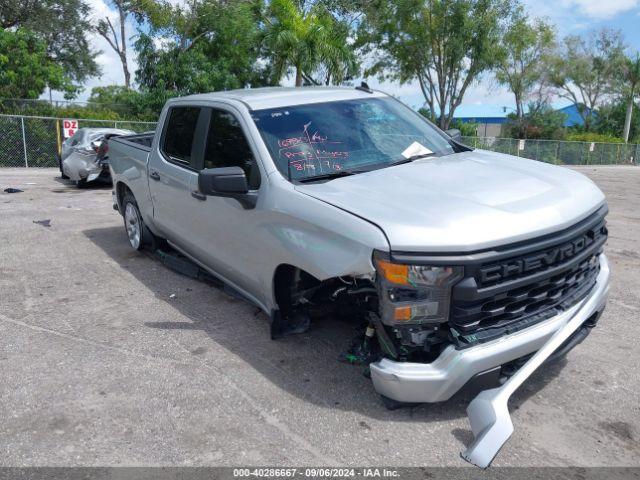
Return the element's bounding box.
[59,156,69,179]
[122,193,146,251]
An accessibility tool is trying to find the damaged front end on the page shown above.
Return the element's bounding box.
[371,250,464,362]
[271,266,378,341]
[272,229,609,467]
[270,250,468,371]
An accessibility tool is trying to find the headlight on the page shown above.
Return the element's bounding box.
[374,251,463,325]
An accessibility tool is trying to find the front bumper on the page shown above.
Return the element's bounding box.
[370,254,610,403]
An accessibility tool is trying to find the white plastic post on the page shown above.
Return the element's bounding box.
[21,117,28,167]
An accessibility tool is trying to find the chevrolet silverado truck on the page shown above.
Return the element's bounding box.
[108,86,610,465]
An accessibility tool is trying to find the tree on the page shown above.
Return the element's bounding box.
[1,0,99,91]
[134,0,270,94]
[87,85,166,119]
[620,54,640,143]
[594,98,640,142]
[504,102,567,139]
[549,29,625,131]
[96,0,133,88]
[0,29,74,98]
[264,0,357,86]
[494,12,555,137]
[360,0,517,129]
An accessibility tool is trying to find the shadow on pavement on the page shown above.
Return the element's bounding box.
[83,225,570,431]
[52,175,112,190]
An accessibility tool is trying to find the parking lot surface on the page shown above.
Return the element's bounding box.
[0,167,639,467]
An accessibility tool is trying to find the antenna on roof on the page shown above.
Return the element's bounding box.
[355,81,373,94]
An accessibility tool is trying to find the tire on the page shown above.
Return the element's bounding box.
[122,192,147,251]
[59,156,69,179]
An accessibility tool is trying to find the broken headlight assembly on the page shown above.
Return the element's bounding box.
[373,251,463,326]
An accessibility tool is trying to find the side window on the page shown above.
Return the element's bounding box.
[203,110,260,189]
[162,107,201,167]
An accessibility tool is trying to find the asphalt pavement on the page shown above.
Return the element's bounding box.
[0,167,638,467]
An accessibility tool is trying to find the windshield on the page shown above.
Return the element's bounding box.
[251,97,457,181]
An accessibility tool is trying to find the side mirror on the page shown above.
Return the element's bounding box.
[198,166,257,209]
[445,128,462,143]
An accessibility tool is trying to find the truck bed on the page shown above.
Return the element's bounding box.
[109,132,156,218]
[113,132,155,150]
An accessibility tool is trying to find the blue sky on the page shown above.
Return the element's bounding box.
[62,0,640,117]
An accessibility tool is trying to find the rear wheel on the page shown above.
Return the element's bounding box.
[122,193,145,251]
[121,191,165,251]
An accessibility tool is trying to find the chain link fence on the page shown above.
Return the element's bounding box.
[3,118,638,168]
[0,114,156,168]
[462,136,639,166]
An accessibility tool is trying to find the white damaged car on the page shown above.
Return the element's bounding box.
[60,128,134,187]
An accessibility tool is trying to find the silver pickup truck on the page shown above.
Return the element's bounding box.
[108,86,610,466]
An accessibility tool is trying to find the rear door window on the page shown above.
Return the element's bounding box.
[161,107,201,167]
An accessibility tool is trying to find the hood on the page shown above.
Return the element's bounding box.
[295,149,606,252]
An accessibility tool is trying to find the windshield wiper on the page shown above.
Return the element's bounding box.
[387,152,435,167]
[297,170,359,183]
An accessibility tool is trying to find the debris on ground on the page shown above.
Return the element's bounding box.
[338,325,379,366]
[4,188,23,193]
[33,219,51,227]
[169,293,176,299]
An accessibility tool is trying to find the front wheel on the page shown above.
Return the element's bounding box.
[122,193,145,251]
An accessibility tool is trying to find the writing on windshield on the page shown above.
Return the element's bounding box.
[277,122,349,176]
[251,97,456,181]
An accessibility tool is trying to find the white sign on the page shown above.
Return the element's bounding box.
[589,142,595,152]
[518,139,525,151]
[63,119,79,138]
[401,141,433,159]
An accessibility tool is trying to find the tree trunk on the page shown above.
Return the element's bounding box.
[623,93,634,143]
[119,7,130,88]
[515,93,525,138]
[295,66,303,87]
[121,53,131,88]
[439,108,447,130]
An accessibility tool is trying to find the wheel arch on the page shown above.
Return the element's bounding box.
[115,181,132,214]
[272,264,321,317]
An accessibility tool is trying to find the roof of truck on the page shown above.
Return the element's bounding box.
[174,86,389,110]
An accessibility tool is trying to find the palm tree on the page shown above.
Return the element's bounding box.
[621,54,640,143]
[264,0,357,87]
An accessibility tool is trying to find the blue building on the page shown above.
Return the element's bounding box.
[454,103,588,136]
[556,104,589,127]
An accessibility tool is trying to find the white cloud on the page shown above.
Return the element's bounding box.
[560,0,639,19]
[523,0,639,28]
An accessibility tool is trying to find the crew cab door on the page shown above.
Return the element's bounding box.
[148,105,208,252]
[186,106,267,303]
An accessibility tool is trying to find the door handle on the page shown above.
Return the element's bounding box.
[191,191,206,201]
[149,170,161,181]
